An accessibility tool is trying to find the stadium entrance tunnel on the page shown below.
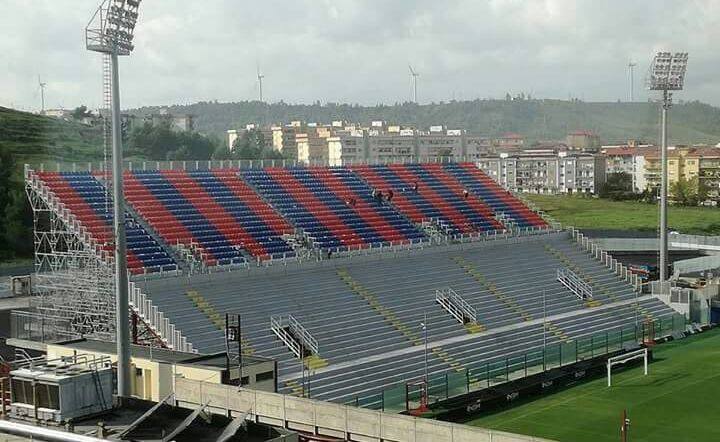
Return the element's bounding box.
[432,346,655,423]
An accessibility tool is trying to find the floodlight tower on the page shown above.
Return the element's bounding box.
[409,65,419,103]
[85,0,142,398]
[647,51,688,284]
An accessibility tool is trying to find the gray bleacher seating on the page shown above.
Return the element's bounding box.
[141,231,677,405]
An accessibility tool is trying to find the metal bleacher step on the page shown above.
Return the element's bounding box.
[430,347,475,379]
[453,256,571,343]
[585,299,603,308]
[284,379,305,397]
[185,290,256,355]
[452,256,533,322]
[304,354,329,370]
[337,268,423,345]
[464,322,485,334]
[546,244,651,321]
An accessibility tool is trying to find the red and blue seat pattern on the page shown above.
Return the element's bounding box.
[242,167,424,251]
[38,163,546,270]
[36,171,177,274]
[351,164,504,235]
[442,163,547,228]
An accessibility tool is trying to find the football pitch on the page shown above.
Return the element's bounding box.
[465,327,720,442]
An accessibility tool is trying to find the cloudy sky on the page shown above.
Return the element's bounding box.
[2,0,718,111]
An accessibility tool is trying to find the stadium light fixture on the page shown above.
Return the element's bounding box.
[85,0,142,398]
[647,51,688,285]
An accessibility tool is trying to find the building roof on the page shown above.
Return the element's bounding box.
[568,130,596,136]
[643,146,720,160]
[52,338,272,369]
[603,146,657,157]
[499,132,523,139]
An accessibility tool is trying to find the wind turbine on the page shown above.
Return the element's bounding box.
[257,65,265,103]
[38,75,47,113]
[628,61,637,102]
[408,65,419,103]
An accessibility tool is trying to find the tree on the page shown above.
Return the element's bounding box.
[599,172,635,200]
[128,121,219,160]
[71,105,92,120]
[0,150,32,260]
[213,129,285,160]
[671,176,707,206]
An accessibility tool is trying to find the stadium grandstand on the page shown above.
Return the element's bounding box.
[23,161,681,413]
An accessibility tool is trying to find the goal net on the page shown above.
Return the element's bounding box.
[607,348,648,387]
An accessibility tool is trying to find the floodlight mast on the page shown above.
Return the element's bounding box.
[85,0,142,399]
[647,52,688,286]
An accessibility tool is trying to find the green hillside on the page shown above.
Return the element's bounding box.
[0,106,104,168]
[130,99,720,146]
[0,106,104,262]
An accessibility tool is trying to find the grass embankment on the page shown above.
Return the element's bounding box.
[526,195,720,235]
[466,328,720,441]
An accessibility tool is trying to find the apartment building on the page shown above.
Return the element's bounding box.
[644,147,720,197]
[477,149,605,194]
[566,130,601,151]
[227,121,504,165]
[602,144,656,192]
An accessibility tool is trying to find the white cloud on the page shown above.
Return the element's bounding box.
[0,0,716,111]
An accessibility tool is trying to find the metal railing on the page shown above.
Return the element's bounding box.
[128,281,194,353]
[289,314,319,355]
[344,313,686,412]
[557,267,593,300]
[568,227,642,292]
[436,288,476,324]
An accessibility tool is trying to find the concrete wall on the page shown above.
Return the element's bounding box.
[174,378,555,442]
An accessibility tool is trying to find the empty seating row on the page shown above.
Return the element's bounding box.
[124,170,247,266]
[443,162,547,228]
[142,232,668,405]
[187,169,295,259]
[35,171,177,274]
[242,168,351,250]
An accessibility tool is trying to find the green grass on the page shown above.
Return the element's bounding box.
[526,195,720,235]
[466,328,720,441]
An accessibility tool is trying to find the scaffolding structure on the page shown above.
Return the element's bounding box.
[20,166,193,352]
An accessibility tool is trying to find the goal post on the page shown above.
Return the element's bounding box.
[607,348,648,387]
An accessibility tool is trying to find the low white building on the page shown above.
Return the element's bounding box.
[477,149,606,194]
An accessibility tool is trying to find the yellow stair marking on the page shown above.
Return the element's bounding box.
[452,256,533,321]
[303,354,329,370]
[337,268,423,344]
[337,268,474,374]
[185,290,255,355]
[284,379,304,396]
[453,256,570,343]
[464,322,485,334]
[544,245,654,321]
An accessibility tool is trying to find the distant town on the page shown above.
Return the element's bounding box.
[225,119,720,201]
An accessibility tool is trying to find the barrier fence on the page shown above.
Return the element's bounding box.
[346,313,686,412]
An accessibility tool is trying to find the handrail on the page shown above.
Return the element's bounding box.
[557,267,593,300]
[436,287,476,324]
